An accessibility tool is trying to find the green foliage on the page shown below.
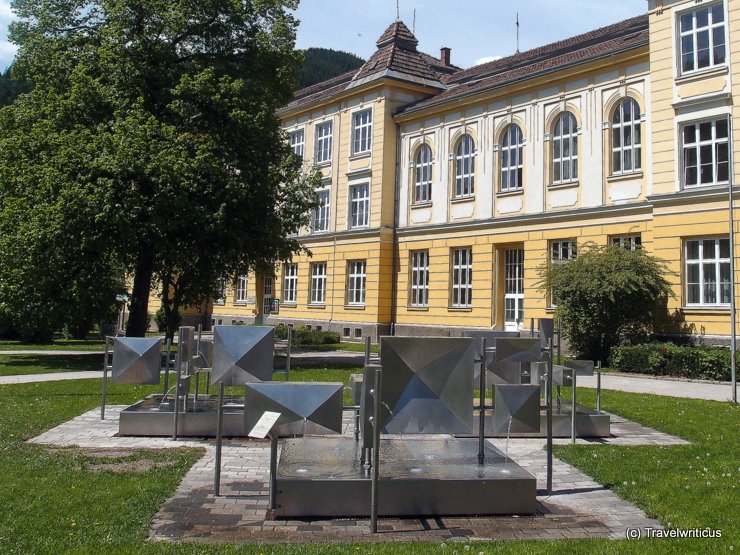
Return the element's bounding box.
[154,307,181,334]
[298,47,364,88]
[539,244,673,362]
[0,0,321,341]
[274,323,340,345]
[610,342,734,381]
[0,66,30,106]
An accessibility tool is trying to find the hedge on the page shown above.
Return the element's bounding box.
[609,342,734,381]
[274,324,340,346]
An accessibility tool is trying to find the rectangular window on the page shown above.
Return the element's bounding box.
[685,237,731,306]
[283,264,298,304]
[410,251,430,307]
[679,2,726,74]
[349,183,370,228]
[215,277,227,305]
[235,275,248,303]
[451,248,473,308]
[310,263,327,304]
[314,121,333,164]
[347,261,367,305]
[352,109,372,155]
[290,129,304,158]
[313,188,330,232]
[682,118,729,188]
[611,235,642,251]
[549,240,576,306]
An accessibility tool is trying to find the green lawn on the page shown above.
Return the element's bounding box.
[0,338,109,351]
[0,354,103,376]
[0,373,737,553]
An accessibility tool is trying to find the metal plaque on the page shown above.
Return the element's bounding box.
[111,337,162,385]
[211,325,275,385]
[244,382,343,435]
[378,336,475,434]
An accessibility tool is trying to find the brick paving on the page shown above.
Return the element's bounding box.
[29,406,688,544]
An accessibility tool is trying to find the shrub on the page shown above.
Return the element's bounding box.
[154,307,181,334]
[538,244,673,362]
[274,324,339,346]
[610,343,733,381]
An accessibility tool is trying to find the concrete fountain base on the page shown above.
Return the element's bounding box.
[274,436,537,518]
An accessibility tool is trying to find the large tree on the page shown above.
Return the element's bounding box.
[538,244,673,362]
[0,0,318,339]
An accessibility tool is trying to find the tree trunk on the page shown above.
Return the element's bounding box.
[125,249,155,337]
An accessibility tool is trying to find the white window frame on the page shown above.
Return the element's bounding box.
[454,134,476,199]
[678,1,726,76]
[352,109,372,155]
[235,275,248,304]
[413,144,433,204]
[611,234,642,251]
[685,237,731,306]
[313,187,330,233]
[549,240,577,306]
[552,112,578,185]
[310,263,327,304]
[290,129,304,158]
[500,124,524,192]
[283,264,298,304]
[346,260,367,306]
[314,121,333,165]
[611,98,642,176]
[681,117,729,188]
[410,250,429,308]
[451,248,473,308]
[349,183,370,229]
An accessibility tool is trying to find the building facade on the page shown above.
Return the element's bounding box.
[205,0,740,344]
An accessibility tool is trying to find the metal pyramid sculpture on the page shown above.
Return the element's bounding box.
[494,384,540,434]
[211,325,274,385]
[111,337,162,385]
[538,318,554,350]
[566,359,595,376]
[244,382,343,435]
[378,336,474,434]
[491,337,543,385]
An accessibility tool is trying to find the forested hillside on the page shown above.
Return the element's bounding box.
[298,48,364,88]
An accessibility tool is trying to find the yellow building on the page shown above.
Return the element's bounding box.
[208,1,740,344]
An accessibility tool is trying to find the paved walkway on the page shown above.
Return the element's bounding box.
[578,372,737,402]
[29,407,687,544]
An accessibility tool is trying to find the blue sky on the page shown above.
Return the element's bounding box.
[0,1,648,70]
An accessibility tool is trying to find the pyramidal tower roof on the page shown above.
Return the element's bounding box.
[348,20,445,90]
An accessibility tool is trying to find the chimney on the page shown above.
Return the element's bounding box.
[440,47,451,66]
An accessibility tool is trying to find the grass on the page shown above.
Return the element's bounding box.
[0,354,103,376]
[0,372,737,553]
[295,342,378,354]
[0,338,109,351]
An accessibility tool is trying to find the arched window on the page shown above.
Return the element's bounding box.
[611,98,642,175]
[454,134,475,198]
[413,143,433,204]
[552,112,578,184]
[500,124,524,192]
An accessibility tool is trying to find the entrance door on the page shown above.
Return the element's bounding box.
[261,277,273,322]
[504,249,524,331]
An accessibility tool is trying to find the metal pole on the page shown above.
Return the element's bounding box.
[370,366,382,534]
[596,361,602,414]
[364,335,371,366]
[729,114,738,404]
[556,318,561,365]
[214,382,225,496]
[477,337,487,465]
[172,328,183,440]
[101,336,111,420]
[286,326,292,381]
[530,317,535,338]
[571,369,577,444]
[268,433,279,510]
[163,338,171,398]
[546,339,553,495]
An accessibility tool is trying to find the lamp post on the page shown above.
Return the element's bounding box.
[729,116,737,404]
